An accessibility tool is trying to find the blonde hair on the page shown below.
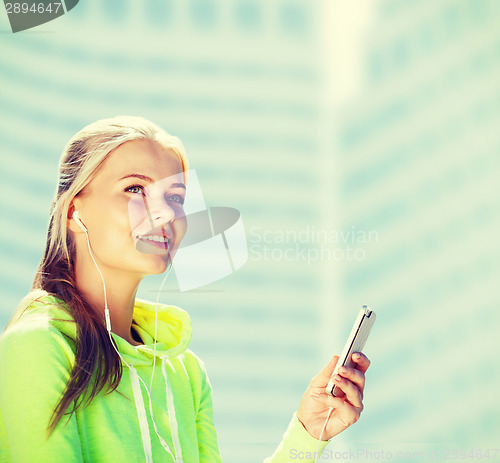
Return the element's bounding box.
[29,115,189,434]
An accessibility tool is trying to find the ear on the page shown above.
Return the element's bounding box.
[67,199,85,234]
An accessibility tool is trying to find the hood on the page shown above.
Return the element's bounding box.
[123,297,193,366]
[13,289,192,367]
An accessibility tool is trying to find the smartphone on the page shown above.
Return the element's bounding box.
[326,305,376,397]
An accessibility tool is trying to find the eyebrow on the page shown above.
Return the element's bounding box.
[119,173,154,182]
[119,173,186,189]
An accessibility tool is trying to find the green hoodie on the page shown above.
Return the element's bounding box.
[0,291,328,462]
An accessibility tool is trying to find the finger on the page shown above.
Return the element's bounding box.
[330,397,363,427]
[331,374,363,408]
[352,352,371,374]
[337,365,365,396]
[309,356,339,388]
[311,393,363,427]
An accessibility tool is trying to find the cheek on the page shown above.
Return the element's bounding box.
[173,217,187,242]
[128,195,150,232]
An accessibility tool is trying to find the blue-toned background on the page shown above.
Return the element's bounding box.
[1,1,499,462]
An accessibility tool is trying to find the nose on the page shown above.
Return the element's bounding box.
[147,198,176,227]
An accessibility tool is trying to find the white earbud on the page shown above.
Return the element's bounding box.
[73,210,87,232]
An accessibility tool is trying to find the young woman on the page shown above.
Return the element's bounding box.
[0,116,371,462]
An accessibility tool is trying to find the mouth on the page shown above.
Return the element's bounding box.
[136,233,170,250]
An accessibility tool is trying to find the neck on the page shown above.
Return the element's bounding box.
[74,253,143,346]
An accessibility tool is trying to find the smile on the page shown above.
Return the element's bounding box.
[137,234,170,250]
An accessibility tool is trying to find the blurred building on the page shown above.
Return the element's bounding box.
[332,0,500,452]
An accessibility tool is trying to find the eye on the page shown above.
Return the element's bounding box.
[167,194,185,205]
[125,184,145,194]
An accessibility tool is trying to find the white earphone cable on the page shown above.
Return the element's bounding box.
[150,263,172,391]
[313,406,333,463]
[81,224,177,459]
[82,225,110,331]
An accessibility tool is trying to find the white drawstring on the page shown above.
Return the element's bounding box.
[129,364,177,461]
[162,358,184,463]
[129,365,154,463]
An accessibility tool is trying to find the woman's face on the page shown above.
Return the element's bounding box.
[71,139,187,277]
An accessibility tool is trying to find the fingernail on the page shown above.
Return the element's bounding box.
[354,353,361,360]
[310,391,320,398]
[339,367,347,374]
[334,374,342,382]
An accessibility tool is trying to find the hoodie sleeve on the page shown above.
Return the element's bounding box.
[263,413,329,462]
[0,318,84,462]
[195,358,223,462]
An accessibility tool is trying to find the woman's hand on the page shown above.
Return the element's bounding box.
[296,352,370,441]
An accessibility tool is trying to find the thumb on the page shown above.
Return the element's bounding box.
[309,355,339,388]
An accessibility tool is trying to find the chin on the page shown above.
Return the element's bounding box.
[145,255,171,275]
